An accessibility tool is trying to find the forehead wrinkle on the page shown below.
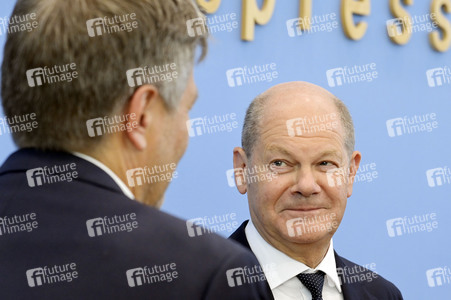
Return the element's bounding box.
[260,119,345,143]
[263,135,345,156]
[260,104,344,139]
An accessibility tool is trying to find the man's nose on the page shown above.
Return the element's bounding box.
[290,167,321,197]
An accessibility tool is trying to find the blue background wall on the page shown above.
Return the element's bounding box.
[1,1,450,299]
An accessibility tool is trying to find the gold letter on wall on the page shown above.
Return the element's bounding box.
[388,0,413,45]
[299,0,313,30]
[241,0,276,41]
[341,0,371,40]
[196,0,221,14]
[430,0,451,52]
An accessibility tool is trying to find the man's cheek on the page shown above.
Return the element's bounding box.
[265,171,278,182]
[251,186,270,207]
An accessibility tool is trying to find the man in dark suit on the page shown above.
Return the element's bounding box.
[229,82,403,299]
[0,0,272,299]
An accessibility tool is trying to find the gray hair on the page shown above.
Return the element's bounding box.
[2,0,207,151]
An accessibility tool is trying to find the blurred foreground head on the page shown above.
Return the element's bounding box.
[1,0,207,206]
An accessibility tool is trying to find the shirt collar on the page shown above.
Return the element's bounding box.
[72,152,135,200]
[245,220,342,292]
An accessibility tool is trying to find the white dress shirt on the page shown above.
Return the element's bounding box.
[72,152,135,200]
[245,220,344,300]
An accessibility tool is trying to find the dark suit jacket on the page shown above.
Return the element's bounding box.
[0,149,273,300]
[230,221,404,300]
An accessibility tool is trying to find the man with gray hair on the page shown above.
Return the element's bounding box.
[230,82,403,299]
[0,1,273,299]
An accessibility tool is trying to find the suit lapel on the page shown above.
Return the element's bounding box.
[229,220,250,249]
[231,222,370,300]
[335,251,363,300]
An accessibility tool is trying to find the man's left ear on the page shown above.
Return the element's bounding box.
[125,85,161,151]
[347,151,362,197]
[233,147,249,194]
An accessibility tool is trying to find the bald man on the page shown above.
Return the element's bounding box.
[229,82,403,300]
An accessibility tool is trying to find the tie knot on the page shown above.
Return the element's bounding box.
[296,271,325,300]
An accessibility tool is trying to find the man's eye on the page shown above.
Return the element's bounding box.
[271,160,287,167]
[269,160,292,173]
[319,161,336,167]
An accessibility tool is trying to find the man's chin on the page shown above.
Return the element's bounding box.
[281,208,328,220]
[284,232,332,245]
[282,218,338,242]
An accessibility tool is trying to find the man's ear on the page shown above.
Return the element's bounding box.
[233,147,249,194]
[347,150,362,197]
[125,85,160,151]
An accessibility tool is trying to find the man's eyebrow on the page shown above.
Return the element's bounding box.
[318,150,341,158]
[264,145,292,156]
[265,146,342,159]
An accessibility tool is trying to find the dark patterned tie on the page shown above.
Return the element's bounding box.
[297,271,325,300]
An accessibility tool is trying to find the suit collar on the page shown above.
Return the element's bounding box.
[229,219,251,249]
[72,151,134,199]
[0,148,125,196]
[230,220,365,300]
[334,252,365,300]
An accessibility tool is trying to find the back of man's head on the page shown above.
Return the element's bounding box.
[1,0,206,152]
